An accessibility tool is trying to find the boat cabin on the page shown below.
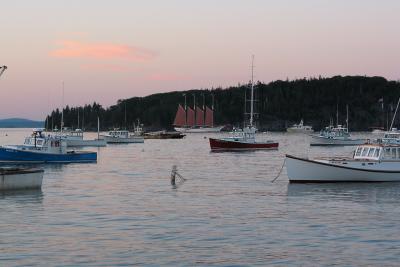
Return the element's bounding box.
[381,129,400,144]
[354,144,400,161]
[320,125,350,138]
[21,129,67,153]
[108,130,130,138]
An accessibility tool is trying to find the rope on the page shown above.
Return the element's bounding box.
[271,158,286,183]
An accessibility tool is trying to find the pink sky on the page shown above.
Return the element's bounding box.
[0,0,399,119]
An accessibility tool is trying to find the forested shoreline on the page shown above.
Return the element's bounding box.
[45,75,400,132]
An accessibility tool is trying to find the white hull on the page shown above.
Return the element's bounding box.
[310,135,366,146]
[287,128,313,133]
[174,126,223,133]
[66,139,106,147]
[0,168,44,190]
[101,135,144,143]
[286,155,400,182]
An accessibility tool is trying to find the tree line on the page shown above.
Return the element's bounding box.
[45,75,400,131]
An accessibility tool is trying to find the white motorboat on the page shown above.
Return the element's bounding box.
[101,130,144,143]
[310,125,366,146]
[286,143,400,182]
[59,129,106,147]
[286,119,313,133]
[0,167,44,191]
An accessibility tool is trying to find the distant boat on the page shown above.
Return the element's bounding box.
[286,119,313,133]
[0,167,44,191]
[58,118,106,147]
[144,131,185,139]
[173,95,223,133]
[0,129,97,163]
[101,130,144,143]
[209,56,279,151]
[286,142,400,182]
[310,105,366,146]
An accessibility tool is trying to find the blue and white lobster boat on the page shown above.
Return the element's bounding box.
[0,129,97,163]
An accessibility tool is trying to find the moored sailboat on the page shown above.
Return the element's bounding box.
[209,56,279,151]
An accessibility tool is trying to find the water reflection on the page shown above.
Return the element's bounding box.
[287,182,400,203]
[0,189,43,204]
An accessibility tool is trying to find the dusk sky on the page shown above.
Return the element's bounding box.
[1,0,399,119]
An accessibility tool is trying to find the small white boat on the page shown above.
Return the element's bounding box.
[101,130,144,143]
[286,119,313,133]
[0,167,44,190]
[310,125,366,146]
[59,129,106,147]
[286,143,400,182]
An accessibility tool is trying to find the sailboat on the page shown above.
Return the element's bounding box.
[173,94,223,133]
[209,56,279,151]
[310,105,366,146]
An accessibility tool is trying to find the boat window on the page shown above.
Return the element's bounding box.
[374,149,380,158]
[361,148,369,157]
[392,148,397,159]
[385,148,391,157]
[367,148,375,157]
[397,148,400,158]
[37,140,43,146]
[355,147,362,156]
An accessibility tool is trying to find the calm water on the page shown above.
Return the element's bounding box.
[1,129,400,266]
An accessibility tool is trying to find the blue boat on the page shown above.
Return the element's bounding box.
[0,129,97,163]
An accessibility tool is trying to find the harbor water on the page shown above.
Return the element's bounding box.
[1,129,400,266]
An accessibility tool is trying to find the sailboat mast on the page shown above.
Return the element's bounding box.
[390,97,400,131]
[97,116,100,139]
[250,55,254,127]
[346,104,349,132]
[336,102,339,127]
[77,108,80,129]
[61,81,64,133]
[124,102,127,130]
[183,94,187,127]
[193,94,196,126]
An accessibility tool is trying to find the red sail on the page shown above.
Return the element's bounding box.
[205,106,214,127]
[196,106,204,126]
[173,104,186,126]
[187,107,195,127]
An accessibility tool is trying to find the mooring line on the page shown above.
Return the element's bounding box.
[271,158,286,183]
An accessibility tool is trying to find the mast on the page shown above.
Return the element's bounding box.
[250,55,255,127]
[346,104,349,132]
[336,102,339,127]
[390,97,400,131]
[61,81,64,133]
[82,109,85,131]
[77,108,80,129]
[202,93,205,126]
[183,93,187,127]
[124,101,127,130]
[97,116,100,139]
[193,94,196,126]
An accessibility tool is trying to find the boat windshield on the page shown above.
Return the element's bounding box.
[354,145,381,160]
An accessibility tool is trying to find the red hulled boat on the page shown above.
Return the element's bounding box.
[209,56,279,151]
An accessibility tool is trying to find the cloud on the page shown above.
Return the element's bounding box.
[50,40,156,61]
[148,73,189,81]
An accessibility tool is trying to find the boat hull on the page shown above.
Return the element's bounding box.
[287,128,313,133]
[209,138,279,151]
[286,154,400,182]
[0,147,97,163]
[175,126,223,133]
[310,135,366,146]
[102,136,144,144]
[0,168,44,190]
[66,139,107,147]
